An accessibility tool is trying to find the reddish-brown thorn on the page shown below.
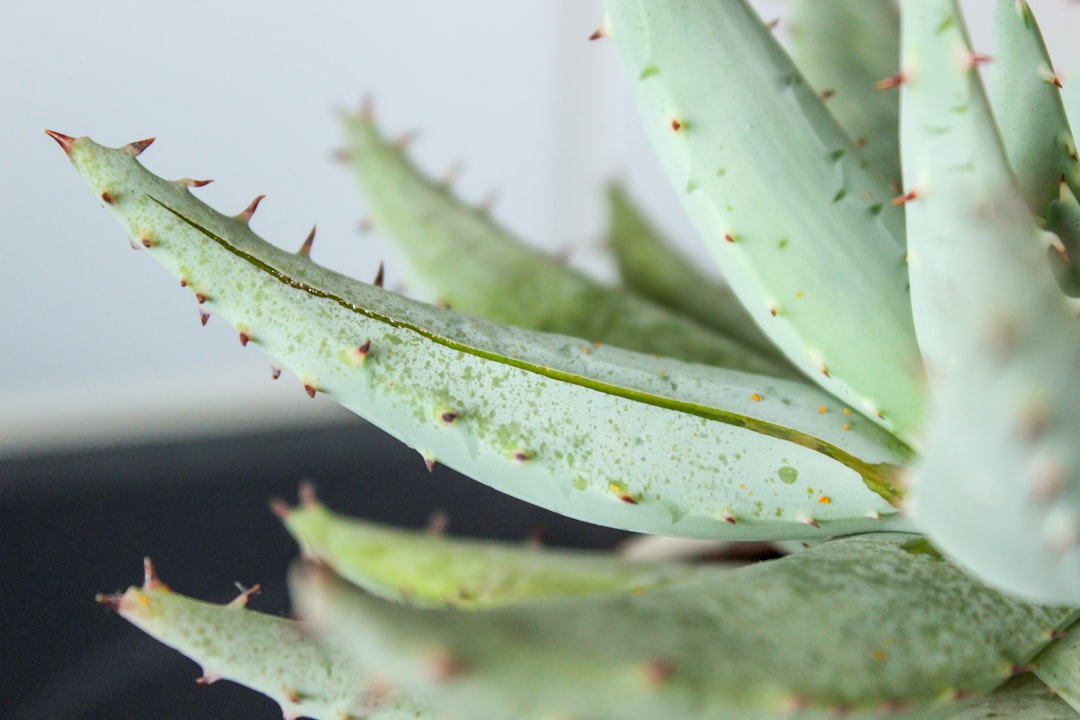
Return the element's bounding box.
[441,161,463,186]
[298,225,316,257]
[801,517,821,528]
[270,365,282,380]
[644,658,678,685]
[670,118,683,132]
[820,89,837,101]
[122,137,156,157]
[140,237,153,249]
[230,582,261,607]
[373,262,385,288]
[588,26,605,40]
[269,497,291,519]
[393,130,418,149]
[196,673,220,686]
[427,511,449,536]
[195,292,207,304]
[724,232,736,243]
[143,557,163,589]
[948,689,975,704]
[304,384,317,398]
[359,94,375,119]
[478,190,498,214]
[299,479,318,506]
[199,310,210,327]
[101,191,115,205]
[968,53,992,68]
[618,494,639,505]
[428,651,466,682]
[424,454,436,473]
[239,332,250,347]
[1010,663,1035,676]
[1050,629,1069,640]
[874,73,905,90]
[353,339,372,362]
[180,178,214,188]
[129,239,142,251]
[45,129,76,154]
[441,412,459,424]
[1048,72,1064,88]
[95,593,123,610]
[512,450,531,463]
[769,307,778,317]
[722,512,737,524]
[892,189,919,206]
[238,195,266,222]
[180,279,188,287]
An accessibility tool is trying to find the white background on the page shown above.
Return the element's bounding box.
[3,1,1078,456]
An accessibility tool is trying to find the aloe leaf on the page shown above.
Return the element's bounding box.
[97,559,432,720]
[1047,182,1080,296]
[900,1,1080,603]
[1065,52,1080,139]
[989,0,1080,219]
[789,0,903,188]
[292,534,1077,720]
[49,131,913,541]
[951,675,1079,720]
[605,184,792,370]
[342,111,793,377]
[601,0,926,444]
[1034,618,1080,713]
[274,484,697,609]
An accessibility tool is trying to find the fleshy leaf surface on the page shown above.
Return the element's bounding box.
[276,485,697,609]
[989,0,1080,219]
[789,0,903,188]
[293,534,1078,720]
[605,184,791,369]
[900,1,1080,603]
[342,112,793,377]
[51,132,913,541]
[98,559,432,720]
[1035,617,1080,713]
[602,0,926,442]
[951,675,1078,719]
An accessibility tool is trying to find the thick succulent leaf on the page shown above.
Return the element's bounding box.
[900,1,1080,603]
[50,132,913,541]
[292,534,1078,720]
[275,484,697,609]
[989,0,1080,219]
[789,0,903,188]
[98,559,432,720]
[342,111,793,377]
[1065,52,1080,141]
[602,0,926,443]
[1035,617,1080,713]
[605,184,792,370]
[951,675,1078,719]
[1047,182,1080,296]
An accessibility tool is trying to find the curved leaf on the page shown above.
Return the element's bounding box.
[343,112,793,377]
[50,132,914,541]
[293,534,1077,720]
[602,0,926,442]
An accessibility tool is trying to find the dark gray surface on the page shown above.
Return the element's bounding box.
[0,418,626,720]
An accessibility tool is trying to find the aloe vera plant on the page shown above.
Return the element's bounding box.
[49,0,1080,717]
